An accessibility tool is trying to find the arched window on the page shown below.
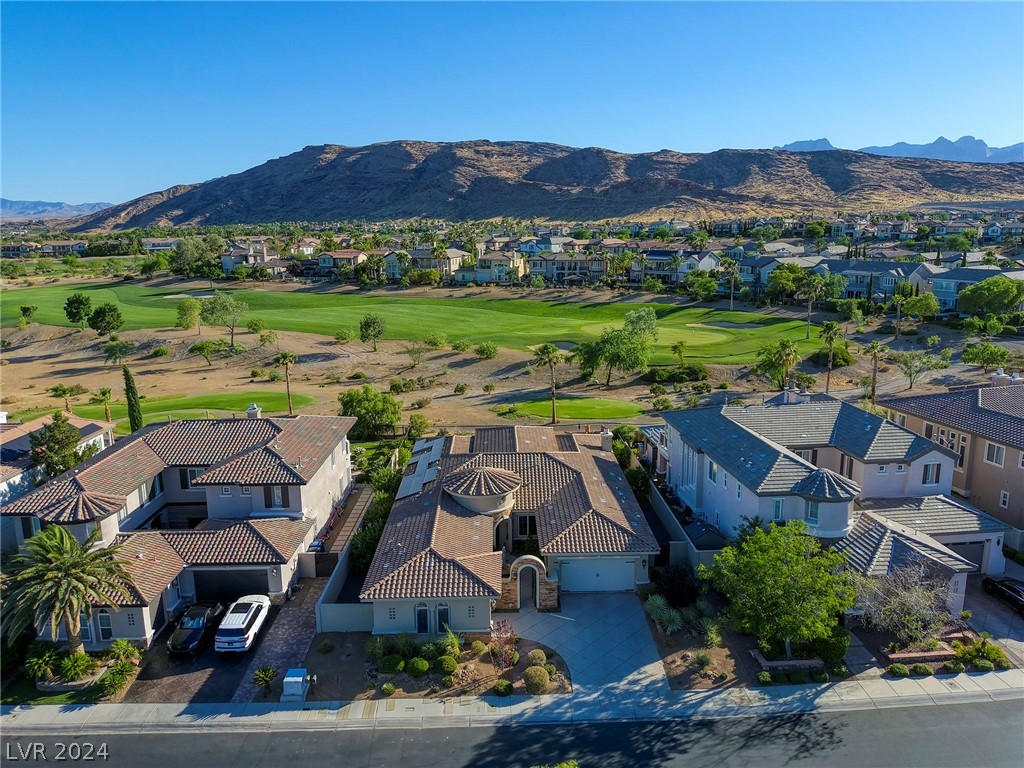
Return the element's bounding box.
[98,609,113,641]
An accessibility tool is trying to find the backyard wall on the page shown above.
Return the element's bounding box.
[316,548,373,633]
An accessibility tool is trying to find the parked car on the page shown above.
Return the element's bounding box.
[214,595,271,652]
[167,602,224,656]
[982,577,1024,614]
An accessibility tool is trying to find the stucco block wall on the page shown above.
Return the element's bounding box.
[370,599,492,635]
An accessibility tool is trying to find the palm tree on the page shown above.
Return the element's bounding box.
[866,340,888,404]
[50,384,74,413]
[273,351,299,415]
[532,343,564,424]
[3,527,130,657]
[778,338,801,387]
[796,273,826,339]
[719,257,739,310]
[89,387,113,422]
[819,321,843,394]
[667,253,685,286]
[891,294,907,340]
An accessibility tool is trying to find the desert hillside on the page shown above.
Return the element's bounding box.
[67,140,1024,230]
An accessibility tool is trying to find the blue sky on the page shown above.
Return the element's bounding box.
[2,1,1022,203]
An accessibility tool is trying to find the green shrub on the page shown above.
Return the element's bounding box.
[59,653,98,682]
[25,648,62,680]
[650,383,667,396]
[543,663,556,678]
[379,655,405,674]
[407,657,430,677]
[704,623,723,649]
[250,368,266,379]
[694,652,711,669]
[959,610,972,622]
[809,342,854,368]
[366,636,390,661]
[526,649,547,667]
[787,670,807,685]
[348,370,367,379]
[108,639,140,664]
[475,342,499,359]
[318,639,335,654]
[943,659,966,674]
[973,659,995,672]
[381,682,397,697]
[418,642,440,662]
[100,670,128,696]
[454,383,468,395]
[523,665,550,694]
[921,637,940,651]
[910,663,932,676]
[435,656,458,675]
[470,640,488,656]
[151,345,170,358]
[252,665,278,690]
[493,678,513,696]
[808,625,850,664]
[771,670,788,684]
[268,370,283,382]
[441,674,455,688]
[756,670,773,686]
[811,669,829,683]
[829,664,851,678]
[888,663,909,678]
[451,338,471,353]
[395,633,418,658]
[510,650,521,666]
[425,332,448,349]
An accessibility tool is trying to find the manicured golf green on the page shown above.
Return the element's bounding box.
[0,283,819,364]
[513,396,644,420]
[15,391,317,435]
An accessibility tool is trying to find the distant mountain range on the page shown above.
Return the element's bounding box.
[1,198,113,219]
[774,136,1024,164]
[63,140,1024,230]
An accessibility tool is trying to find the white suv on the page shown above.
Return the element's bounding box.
[214,594,271,652]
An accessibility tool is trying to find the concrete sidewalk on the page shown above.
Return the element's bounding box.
[4,668,1022,734]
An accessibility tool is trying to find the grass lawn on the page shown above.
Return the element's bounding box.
[0,282,818,364]
[512,396,645,420]
[13,391,317,435]
[0,673,103,706]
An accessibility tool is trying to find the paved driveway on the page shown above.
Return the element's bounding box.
[507,593,669,696]
[124,606,280,704]
[965,561,1024,667]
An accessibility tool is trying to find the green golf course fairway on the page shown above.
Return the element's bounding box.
[0,283,818,364]
[15,391,317,435]
[513,396,644,420]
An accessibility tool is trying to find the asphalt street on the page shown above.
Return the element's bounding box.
[2,701,1022,768]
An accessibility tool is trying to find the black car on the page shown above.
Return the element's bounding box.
[167,602,225,655]
[981,577,1024,614]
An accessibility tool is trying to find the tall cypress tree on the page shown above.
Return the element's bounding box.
[123,365,143,433]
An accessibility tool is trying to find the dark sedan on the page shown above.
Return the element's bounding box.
[982,577,1024,614]
[167,602,225,655]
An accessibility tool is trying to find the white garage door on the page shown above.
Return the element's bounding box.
[560,559,635,592]
[946,541,986,570]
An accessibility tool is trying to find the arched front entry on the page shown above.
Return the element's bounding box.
[517,565,539,609]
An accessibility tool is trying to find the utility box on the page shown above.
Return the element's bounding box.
[281,668,309,702]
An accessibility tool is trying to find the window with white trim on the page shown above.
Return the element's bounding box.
[517,514,537,538]
[221,486,232,496]
[79,612,92,643]
[922,463,941,485]
[242,486,251,496]
[806,501,819,524]
[923,423,934,440]
[118,505,129,522]
[985,442,1005,468]
[773,499,784,520]
[186,467,203,488]
[1000,491,1010,509]
[708,461,718,485]
[895,464,906,474]
[98,609,113,641]
[877,464,888,475]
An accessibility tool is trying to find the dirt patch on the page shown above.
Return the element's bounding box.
[647,615,762,690]
[295,632,571,701]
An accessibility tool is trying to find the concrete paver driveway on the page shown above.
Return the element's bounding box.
[965,561,1024,667]
[508,593,668,696]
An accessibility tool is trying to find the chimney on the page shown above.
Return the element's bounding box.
[1010,372,1023,386]
[245,403,262,419]
[600,429,614,453]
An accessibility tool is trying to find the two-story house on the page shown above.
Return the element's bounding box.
[141,238,182,253]
[928,266,1024,311]
[660,392,1007,612]
[40,240,87,256]
[454,251,524,284]
[829,260,934,301]
[880,379,1024,549]
[317,249,366,276]
[1,412,355,649]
